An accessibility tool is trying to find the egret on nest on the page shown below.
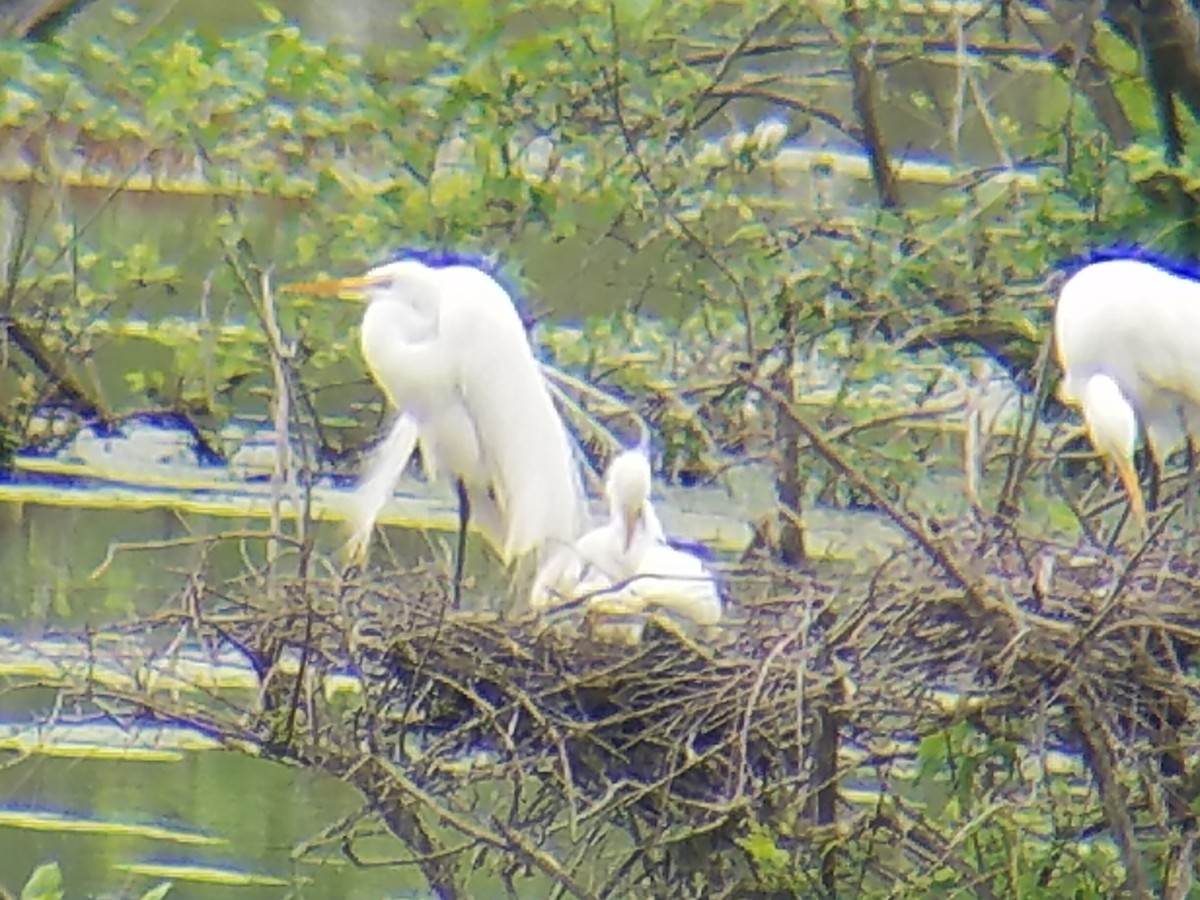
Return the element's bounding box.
[1054,255,1200,527]
[286,255,586,604]
[530,446,723,634]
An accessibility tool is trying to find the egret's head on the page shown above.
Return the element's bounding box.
[281,259,432,305]
[1080,374,1145,526]
[604,449,653,552]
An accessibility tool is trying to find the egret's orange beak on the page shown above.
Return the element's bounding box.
[622,507,640,552]
[1112,454,1147,530]
[280,275,378,302]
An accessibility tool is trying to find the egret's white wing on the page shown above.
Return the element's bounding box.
[529,519,640,611]
[582,545,722,627]
[438,267,587,563]
[343,412,420,561]
[627,544,723,626]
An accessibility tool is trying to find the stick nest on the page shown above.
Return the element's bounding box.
[95,521,1200,895]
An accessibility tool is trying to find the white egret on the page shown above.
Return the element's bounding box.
[530,447,723,632]
[1054,255,1200,527]
[287,256,586,604]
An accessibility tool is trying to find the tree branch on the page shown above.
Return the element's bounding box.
[843,0,901,208]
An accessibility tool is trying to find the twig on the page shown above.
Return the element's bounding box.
[606,0,757,359]
[1067,686,1153,899]
[375,757,599,900]
[842,0,901,207]
[258,267,290,602]
[746,376,994,611]
[89,531,301,581]
[735,630,797,802]
[997,334,1054,520]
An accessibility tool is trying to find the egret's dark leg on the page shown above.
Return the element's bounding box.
[453,478,470,607]
[1186,436,1198,525]
[1141,440,1161,514]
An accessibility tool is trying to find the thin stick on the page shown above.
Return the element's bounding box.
[260,268,290,602]
[89,531,302,581]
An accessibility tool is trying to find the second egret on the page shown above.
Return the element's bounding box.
[1054,255,1200,527]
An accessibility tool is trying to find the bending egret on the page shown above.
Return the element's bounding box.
[287,257,586,604]
[530,447,723,632]
[1055,256,1200,527]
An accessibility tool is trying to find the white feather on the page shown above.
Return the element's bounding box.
[1057,259,1200,460]
[350,259,586,566]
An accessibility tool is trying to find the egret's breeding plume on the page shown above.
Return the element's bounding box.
[287,257,586,604]
[1055,255,1200,527]
[530,446,722,633]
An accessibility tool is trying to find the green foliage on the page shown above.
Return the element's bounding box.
[728,719,1131,897]
[19,862,62,900]
[0,412,15,472]
[737,821,800,890]
[1,3,1196,892]
[14,861,171,900]
[0,2,1186,480]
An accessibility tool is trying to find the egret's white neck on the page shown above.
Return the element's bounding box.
[1081,373,1138,463]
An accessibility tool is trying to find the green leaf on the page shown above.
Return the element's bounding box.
[139,882,174,900]
[20,862,64,900]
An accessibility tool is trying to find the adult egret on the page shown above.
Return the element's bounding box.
[530,447,723,632]
[1054,255,1200,527]
[287,256,586,604]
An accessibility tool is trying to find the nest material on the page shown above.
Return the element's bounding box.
[100,521,1200,896]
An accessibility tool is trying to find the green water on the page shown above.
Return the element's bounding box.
[0,751,424,898]
[0,490,489,896]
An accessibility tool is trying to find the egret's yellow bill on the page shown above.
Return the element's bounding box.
[622,507,638,552]
[1112,455,1147,530]
[280,276,380,301]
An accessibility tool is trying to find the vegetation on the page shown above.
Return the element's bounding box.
[7,861,170,900]
[5,0,1200,897]
[0,0,1181,482]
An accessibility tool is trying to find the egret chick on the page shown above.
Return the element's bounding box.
[531,447,723,632]
[594,542,723,626]
[529,448,663,609]
[287,257,586,604]
[1055,256,1200,527]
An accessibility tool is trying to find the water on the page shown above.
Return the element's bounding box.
[0,747,424,898]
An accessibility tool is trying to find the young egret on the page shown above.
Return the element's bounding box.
[1055,256,1200,527]
[530,447,723,630]
[287,257,586,604]
[530,448,664,606]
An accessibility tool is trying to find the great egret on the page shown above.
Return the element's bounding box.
[1054,255,1200,527]
[530,447,723,633]
[287,257,586,604]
